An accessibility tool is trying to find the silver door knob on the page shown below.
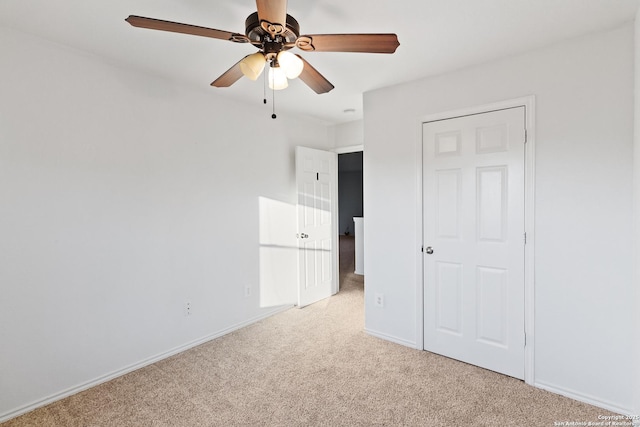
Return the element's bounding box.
[425,246,434,254]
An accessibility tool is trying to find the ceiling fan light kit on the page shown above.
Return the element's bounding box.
[125,0,399,116]
[238,50,302,86]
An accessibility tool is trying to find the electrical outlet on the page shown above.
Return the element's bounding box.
[184,301,192,316]
[244,285,252,298]
[374,292,384,308]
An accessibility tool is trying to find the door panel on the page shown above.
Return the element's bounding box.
[436,261,463,335]
[423,107,525,379]
[477,166,508,242]
[476,266,508,347]
[436,169,461,239]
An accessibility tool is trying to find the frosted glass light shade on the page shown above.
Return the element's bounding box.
[268,66,288,90]
[239,52,266,80]
[277,51,304,79]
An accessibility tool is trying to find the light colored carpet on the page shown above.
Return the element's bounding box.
[4,236,616,426]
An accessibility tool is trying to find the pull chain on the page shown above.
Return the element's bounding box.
[272,81,277,119]
[263,69,267,105]
[271,64,277,119]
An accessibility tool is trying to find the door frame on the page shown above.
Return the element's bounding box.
[299,144,363,299]
[415,96,536,385]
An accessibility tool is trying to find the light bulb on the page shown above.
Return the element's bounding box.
[239,52,266,81]
[268,66,288,90]
[277,51,304,79]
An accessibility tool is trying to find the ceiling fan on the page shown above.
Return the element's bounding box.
[125,0,399,95]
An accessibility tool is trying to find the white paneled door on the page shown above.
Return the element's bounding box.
[423,107,526,379]
[296,146,337,308]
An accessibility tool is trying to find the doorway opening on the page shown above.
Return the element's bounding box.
[337,151,363,290]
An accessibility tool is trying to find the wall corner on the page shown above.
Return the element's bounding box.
[633,4,640,418]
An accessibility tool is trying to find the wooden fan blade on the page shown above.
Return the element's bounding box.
[296,56,334,94]
[211,57,246,88]
[256,0,287,34]
[296,34,399,53]
[125,16,248,43]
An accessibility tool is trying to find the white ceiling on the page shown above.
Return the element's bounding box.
[1,0,638,125]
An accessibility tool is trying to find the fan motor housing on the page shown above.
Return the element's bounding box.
[245,12,300,48]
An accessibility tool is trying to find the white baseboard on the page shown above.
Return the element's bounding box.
[535,380,634,417]
[0,304,293,424]
[364,328,418,349]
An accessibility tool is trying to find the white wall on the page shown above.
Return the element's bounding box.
[364,24,635,413]
[333,120,364,149]
[0,26,332,420]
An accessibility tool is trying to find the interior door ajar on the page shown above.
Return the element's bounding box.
[295,146,338,308]
[423,107,526,379]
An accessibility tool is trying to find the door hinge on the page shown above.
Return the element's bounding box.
[316,172,319,181]
[524,129,528,143]
[524,332,527,347]
[523,232,527,244]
